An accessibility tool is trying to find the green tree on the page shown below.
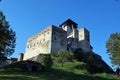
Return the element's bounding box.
[31,54,53,70]
[106,33,120,67]
[85,53,99,75]
[43,54,53,70]
[57,50,73,67]
[0,11,16,60]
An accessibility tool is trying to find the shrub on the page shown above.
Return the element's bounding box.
[29,54,53,70]
[43,54,53,70]
[57,50,74,67]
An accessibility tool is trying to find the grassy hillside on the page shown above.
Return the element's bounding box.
[0,61,119,80]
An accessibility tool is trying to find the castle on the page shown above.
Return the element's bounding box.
[23,19,92,60]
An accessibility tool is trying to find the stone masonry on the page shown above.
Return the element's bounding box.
[24,19,92,60]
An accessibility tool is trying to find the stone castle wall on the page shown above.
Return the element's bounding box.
[78,28,92,52]
[23,19,92,60]
[51,26,67,53]
[24,26,53,60]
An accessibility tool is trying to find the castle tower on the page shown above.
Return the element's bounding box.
[18,53,24,61]
[78,28,90,42]
[59,19,78,38]
[78,28,92,53]
[23,19,93,60]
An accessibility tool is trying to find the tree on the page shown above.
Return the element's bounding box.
[85,53,100,74]
[30,54,53,70]
[0,11,16,60]
[43,54,53,70]
[57,50,73,67]
[106,33,120,67]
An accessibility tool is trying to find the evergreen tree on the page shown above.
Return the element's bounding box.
[106,33,120,67]
[0,11,16,60]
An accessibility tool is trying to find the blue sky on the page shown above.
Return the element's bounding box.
[0,0,120,68]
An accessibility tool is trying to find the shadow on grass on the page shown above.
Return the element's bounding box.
[0,76,35,80]
[0,69,118,80]
[38,69,117,80]
[0,69,117,80]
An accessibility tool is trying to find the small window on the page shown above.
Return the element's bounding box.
[34,43,36,46]
[43,34,45,36]
[54,37,56,40]
[27,45,29,48]
[80,34,82,38]
[43,38,45,41]
[48,32,49,34]
[37,42,39,44]
[40,40,42,44]
[29,44,32,48]
[60,40,65,46]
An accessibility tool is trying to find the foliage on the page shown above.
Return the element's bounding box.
[43,54,53,70]
[0,11,16,59]
[30,54,53,70]
[33,54,45,63]
[74,48,84,61]
[74,48,114,74]
[85,53,100,74]
[106,33,120,67]
[57,50,74,67]
[0,54,7,61]
[0,61,119,80]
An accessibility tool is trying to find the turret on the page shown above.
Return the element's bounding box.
[78,28,90,42]
[18,53,24,61]
[59,19,78,38]
[78,28,92,53]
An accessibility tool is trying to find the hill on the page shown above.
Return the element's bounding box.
[0,61,119,80]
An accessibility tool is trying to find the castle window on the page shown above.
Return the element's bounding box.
[54,37,56,40]
[44,34,45,36]
[80,34,82,38]
[39,34,41,36]
[48,32,49,34]
[40,40,42,43]
[87,38,90,41]
[29,44,32,48]
[60,40,65,46]
[37,42,39,44]
[33,43,36,46]
[27,45,29,48]
[43,38,45,41]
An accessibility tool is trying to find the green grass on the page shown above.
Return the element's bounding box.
[0,61,119,80]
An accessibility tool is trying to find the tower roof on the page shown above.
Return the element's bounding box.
[59,19,78,28]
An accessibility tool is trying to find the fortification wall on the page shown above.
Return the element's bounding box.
[78,28,92,52]
[51,26,67,52]
[24,26,52,60]
[23,25,93,60]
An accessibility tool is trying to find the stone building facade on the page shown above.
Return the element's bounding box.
[24,19,92,60]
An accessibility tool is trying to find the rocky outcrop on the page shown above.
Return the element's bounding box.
[74,48,114,74]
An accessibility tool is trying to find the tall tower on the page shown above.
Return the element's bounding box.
[78,28,90,42]
[78,28,92,53]
[59,19,78,38]
[18,53,24,61]
[59,19,78,52]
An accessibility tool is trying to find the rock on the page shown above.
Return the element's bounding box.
[26,60,42,72]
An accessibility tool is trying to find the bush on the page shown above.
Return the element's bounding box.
[56,50,74,67]
[43,54,53,70]
[29,54,53,70]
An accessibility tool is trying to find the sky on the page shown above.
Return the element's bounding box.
[0,0,120,68]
